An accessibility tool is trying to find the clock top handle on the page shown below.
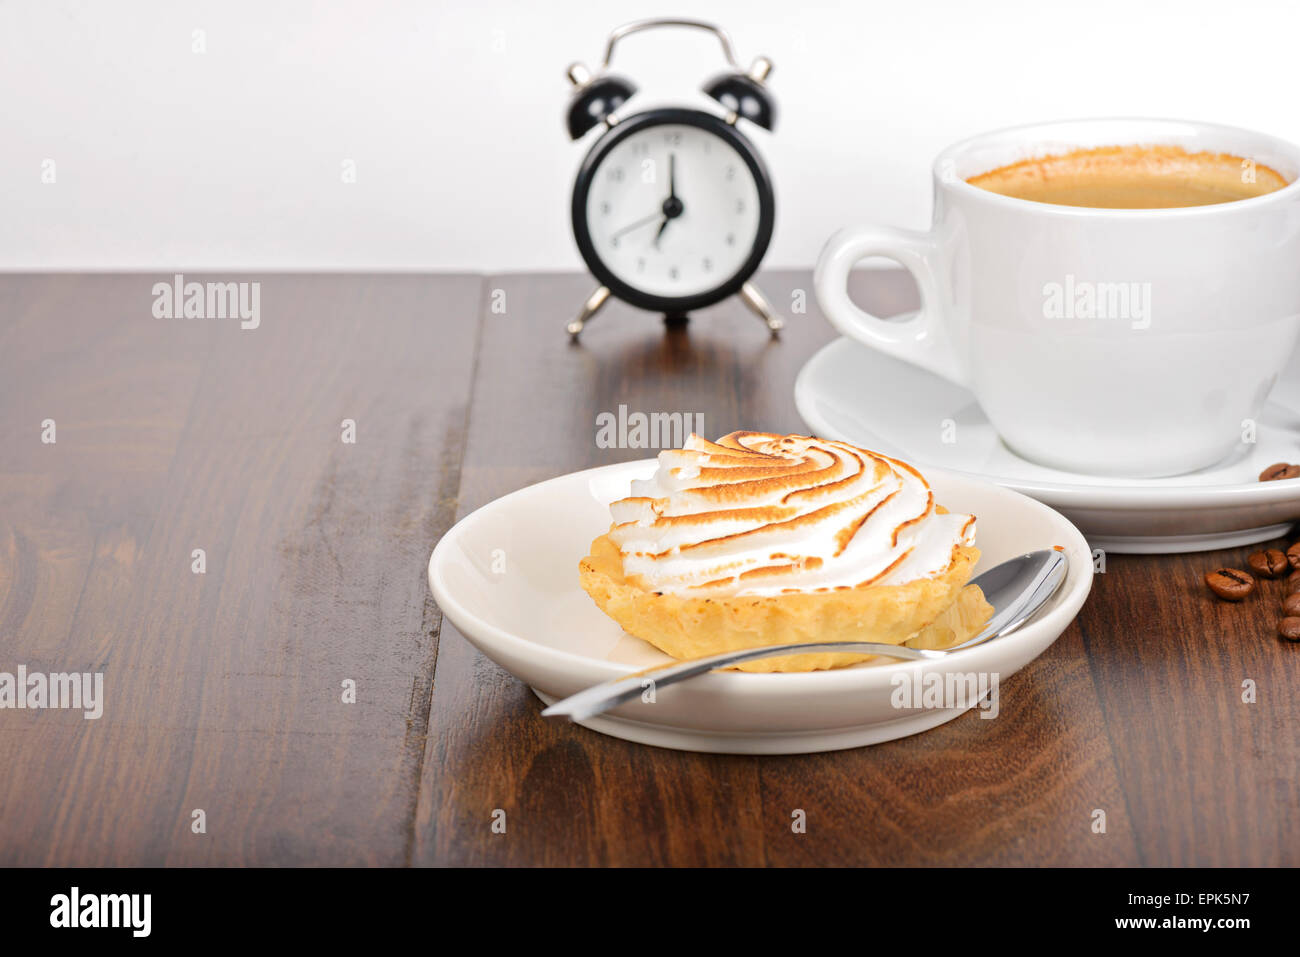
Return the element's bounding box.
[601,18,741,70]
[565,18,776,139]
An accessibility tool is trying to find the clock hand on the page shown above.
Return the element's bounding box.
[610,211,664,241]
[653,217,669,248]
[654,156,684,249]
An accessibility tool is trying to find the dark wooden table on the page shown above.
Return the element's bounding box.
[1,271,1296,866]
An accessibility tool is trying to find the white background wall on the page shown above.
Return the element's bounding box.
[3,0,1298,271]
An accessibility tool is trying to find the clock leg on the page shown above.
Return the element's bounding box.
[566,285,610,339]
[739,282,785,337]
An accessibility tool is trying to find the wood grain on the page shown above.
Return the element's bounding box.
[2,271,1296,866]
[0,274,481,865]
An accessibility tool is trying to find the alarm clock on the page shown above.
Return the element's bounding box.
[563,18,783,338]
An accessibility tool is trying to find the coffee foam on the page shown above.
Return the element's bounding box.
[967,144,1289,209]
[606,432,976,598]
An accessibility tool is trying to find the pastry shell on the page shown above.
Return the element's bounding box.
[578,532,991,673]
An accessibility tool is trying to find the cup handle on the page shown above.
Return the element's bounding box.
[813,225,967,387]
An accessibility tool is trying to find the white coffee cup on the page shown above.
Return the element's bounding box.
[814,118,1300,478]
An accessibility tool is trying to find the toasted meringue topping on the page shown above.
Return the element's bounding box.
[607,432,976,597]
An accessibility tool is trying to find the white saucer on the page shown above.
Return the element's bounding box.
[428,460,1093,754]
[795,337,1300,553]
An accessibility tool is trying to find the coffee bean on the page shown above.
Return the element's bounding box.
[1278,617,1300,641]
[1287,569,1300,592]
[1259,462,1300,481]
[1282,593,1300,617]
[1248,549,1289,578]
[1287,543,1300,570]
[1205,568,1255,601]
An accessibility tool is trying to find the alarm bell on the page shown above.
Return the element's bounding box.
[702,57,776,131]
[565,67,637,139]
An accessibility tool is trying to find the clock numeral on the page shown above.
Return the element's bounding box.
[611,237,619,249]
[636,258,646,272]
[608,167,625,183]
[703,258,712,272]
[725,165,735,181]
[725,233,735,246]
[631,142,649,156]
[669,267,679,281]
[600,201,610,215]
[736,199,745,213]
[664,132,682,146]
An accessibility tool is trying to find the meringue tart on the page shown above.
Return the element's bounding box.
[578,432,992,672]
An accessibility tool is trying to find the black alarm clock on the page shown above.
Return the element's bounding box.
[563,18,783,338]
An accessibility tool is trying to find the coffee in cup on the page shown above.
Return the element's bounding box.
[967,144,1288,209]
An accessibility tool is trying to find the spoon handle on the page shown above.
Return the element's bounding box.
[541,640,945,722]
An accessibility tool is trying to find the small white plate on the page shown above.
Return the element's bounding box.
[428,460,1093,754]
[796,337,1300,553]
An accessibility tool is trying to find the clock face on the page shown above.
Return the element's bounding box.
[576,113,770,307]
